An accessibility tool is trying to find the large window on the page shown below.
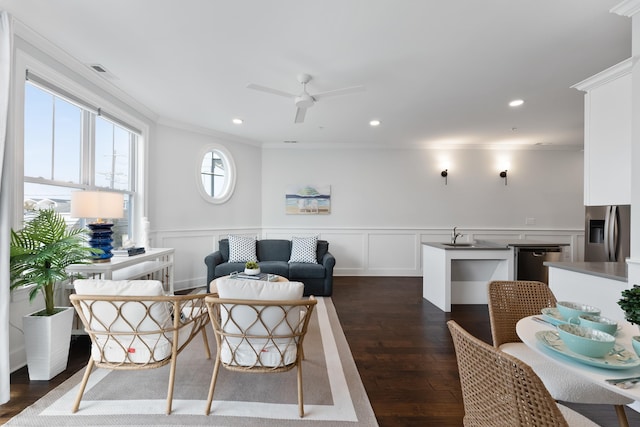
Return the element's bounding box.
[23,76,138,247]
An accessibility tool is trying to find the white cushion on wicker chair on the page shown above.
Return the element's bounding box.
[73,279,172,364]
[557,404,601,427]
[216,279,304,367]
[500,342,633,404]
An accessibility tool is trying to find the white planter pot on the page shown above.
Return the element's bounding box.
[244,268,260,275]
[23,306,74,381]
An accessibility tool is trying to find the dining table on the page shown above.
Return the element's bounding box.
[516,314,640,401]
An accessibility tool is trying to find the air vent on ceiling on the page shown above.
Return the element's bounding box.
[87,64,118,80]
[90,64,107,73]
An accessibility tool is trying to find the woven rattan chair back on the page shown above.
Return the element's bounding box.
[447,320,570,427]
[69,292,211,414]
[487,280,556,347]
[204,295,317,417]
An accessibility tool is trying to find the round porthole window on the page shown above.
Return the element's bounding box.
[197,145,236,204]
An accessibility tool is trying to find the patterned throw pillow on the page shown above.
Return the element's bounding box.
[288,236,318,264]
[228,235,257,263]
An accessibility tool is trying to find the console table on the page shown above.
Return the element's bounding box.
[66,248,175,294]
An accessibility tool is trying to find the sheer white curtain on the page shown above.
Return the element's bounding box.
[0,10,13,404]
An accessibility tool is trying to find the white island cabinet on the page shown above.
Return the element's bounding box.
[546,262,630,322]
[422,243,513,312]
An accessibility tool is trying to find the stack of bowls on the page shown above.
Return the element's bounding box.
[572,314,618,336]
[555,301,616,358]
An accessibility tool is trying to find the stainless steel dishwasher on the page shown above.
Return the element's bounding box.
[515,246,563,283]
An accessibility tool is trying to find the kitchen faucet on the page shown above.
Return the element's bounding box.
[452,227,463,244]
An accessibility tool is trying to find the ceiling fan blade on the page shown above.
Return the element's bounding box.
[294,107,307,123]
[246,83,296,98]
[312,85,365,100]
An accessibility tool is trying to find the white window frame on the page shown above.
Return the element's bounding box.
[12,49,149,241]
[196,143,236,204]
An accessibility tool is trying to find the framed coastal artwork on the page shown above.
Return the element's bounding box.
[285,184,331,215]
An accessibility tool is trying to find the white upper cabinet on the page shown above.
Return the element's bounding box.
[573,58,632,206]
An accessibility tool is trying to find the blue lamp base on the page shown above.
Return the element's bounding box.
[88,222,114,262]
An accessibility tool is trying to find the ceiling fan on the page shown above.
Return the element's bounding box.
[246,74,365,123]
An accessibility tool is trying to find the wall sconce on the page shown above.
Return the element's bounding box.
[499,170,508,185]
[441,169,448,185]
[71,191,124,262]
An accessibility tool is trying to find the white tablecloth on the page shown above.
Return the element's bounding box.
[516,316,640,401]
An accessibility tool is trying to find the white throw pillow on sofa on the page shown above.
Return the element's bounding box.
[228,234,258,263]
[288,235,318,264]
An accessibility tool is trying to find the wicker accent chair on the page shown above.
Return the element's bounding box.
[204,285,317,417]
[447,320,600,426]
[487,280,631,427]
[69,279,211,414]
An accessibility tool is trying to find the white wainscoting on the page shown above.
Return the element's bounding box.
[153,227,583,291]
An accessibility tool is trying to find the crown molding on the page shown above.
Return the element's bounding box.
[11,16,158,123]
[571,57,634,92]
[611,0,640,17]
[156,117,262,147]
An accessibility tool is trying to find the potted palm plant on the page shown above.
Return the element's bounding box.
[10,208,100,380]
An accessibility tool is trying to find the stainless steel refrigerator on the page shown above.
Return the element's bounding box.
[584,205,630,262]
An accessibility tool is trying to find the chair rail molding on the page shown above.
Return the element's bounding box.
[153,226,583,291]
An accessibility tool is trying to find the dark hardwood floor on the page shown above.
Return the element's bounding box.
[1,276,639,426]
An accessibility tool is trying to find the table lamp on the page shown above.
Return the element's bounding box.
[71,191,124,262]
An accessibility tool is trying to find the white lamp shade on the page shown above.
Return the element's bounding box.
[71,191,124,220]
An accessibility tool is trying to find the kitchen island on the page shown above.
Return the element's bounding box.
[422,242,512,312]
[545,261,629,321]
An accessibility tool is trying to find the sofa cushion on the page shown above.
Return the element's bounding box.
[228,235,257,263]
[316,240,329,262]
[289,236,318,264]
[215,262,246,277]
[255,261,289,277]
[256,239,291,261]
[289,262,326,279]
[218,239,230,262]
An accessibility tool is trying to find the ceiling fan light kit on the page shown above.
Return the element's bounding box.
[247,73,365,123]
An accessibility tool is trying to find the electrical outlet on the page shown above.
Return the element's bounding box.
[525,217,536,225]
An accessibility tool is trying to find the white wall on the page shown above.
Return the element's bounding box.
[150,123,263,289]
[255,146,584,276]
[148,137,584,284]
[261,146,583,228]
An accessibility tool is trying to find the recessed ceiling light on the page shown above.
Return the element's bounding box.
[509,99,524,107]
[369,119,381,126]
[232,118,243,124]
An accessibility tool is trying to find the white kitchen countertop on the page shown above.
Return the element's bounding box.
[544,261,627,282]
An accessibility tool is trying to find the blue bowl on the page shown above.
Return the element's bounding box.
[557,323,615,358]
[574,314,618,336]
[556,301,600,321]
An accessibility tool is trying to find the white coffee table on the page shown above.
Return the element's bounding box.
[209,274,288,294]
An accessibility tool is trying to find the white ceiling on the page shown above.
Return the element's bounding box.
[0,0,632,148]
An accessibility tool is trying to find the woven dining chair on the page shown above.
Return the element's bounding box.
[487,280,631,427]
[70,279,211,415]
[447,320,601,427]
[204,293,317,417]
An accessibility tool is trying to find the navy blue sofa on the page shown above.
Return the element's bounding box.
[204,238,335,296]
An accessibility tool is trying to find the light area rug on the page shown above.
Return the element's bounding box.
[6,297,378,426]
